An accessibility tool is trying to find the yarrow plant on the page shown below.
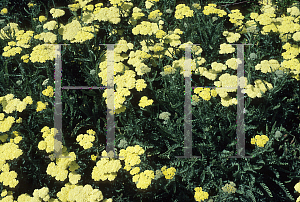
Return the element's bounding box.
[0,0,299,201]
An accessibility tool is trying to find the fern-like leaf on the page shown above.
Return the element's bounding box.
[273,179,294,201]
[260,182,273,198]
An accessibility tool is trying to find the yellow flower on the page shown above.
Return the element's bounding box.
[30,44,55,63]
[68,3,81,12]
[1,8,8,15]
[43,21,58,30]
[175,4,194,20]
[145,1,154,9]
[194,187,209,202]
[36,101,48,112]
[295,182,300,193]
[42,86,54,97]
[251,135,269,147]
[28,3,36,8]
[21,54,30,63]
[39,16,47,23]
[161,166,176,179]
[130,167,140,175]
[23,96,33,105]
[219,43,235,54]
[91,154,97,161]
[138,96,154,108]
[148,10,162,21]
[135,79,147,91]
[192,3,201,10]
[50,8,65,18]
[222,181,236,194]
[68,172,81,185]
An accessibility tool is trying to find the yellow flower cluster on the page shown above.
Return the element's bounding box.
[156,30,167,39]
[135,79,147,91]
[21,54,30,63]
[130,167,140,175]
[119,145,144,171]
[50,8,65,18]
[194,87,217,102]
[82,4,94,12]
[68,3,81,12]
[128,50,151,75]
[281,58,300,80]
[130,7,145,25]
[2,42,22,57]
[0,142,23,161]
[91,150,122,181]
[68,171,81,185]
[32,187,50,201]
[174,4,194,20]
[161,166,176,179]
[160,65,176,76]
[223,31,241,43]
[211,61,227,73]
[0,116,15,133]
[192,3,201,10]
[148,9,162,21]
[281,42,300,60]
[0,94,32,115]
[0,23,19,40]
[94,6,121,24]
[145,1,154,9]
[0,8,8,15]
[194,187,209,202]
[222,181,237,194]
[132,21,159,36]
[0,142,23,188]
[295,182,300,202]
[28,2,36,8]
[0,164,19,188]
[36,101,48,112]
[39,15,47,23]
[211,74,247,107]
[76,129,96,149]
[293,31,300,42]
[72,27,95,43]
[139,96,154,108]
[59,19,81,41]
[0,189,14,201]
[202,4,227,17]
[34,31,57,44]
[30,44,56,63]
[15,30,34,48]
[219,43,235,54]
[245,4,300,43]
[57,183,105,202]
[287,6,300,17]
[91,154,98,161]
[46,146,79,182]
[42,86,54,97]
[244,79,273,98]
[255,59,281,73]
[38,126,62,153]
[116,145,156,190]
[9,131,22,144]
[228,9,245,26]
[132,170,155,189]
[163,29,183,47]
[251,134,269,147]
[225,58,242,70]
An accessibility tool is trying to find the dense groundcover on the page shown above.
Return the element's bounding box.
[0,0,300,201]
